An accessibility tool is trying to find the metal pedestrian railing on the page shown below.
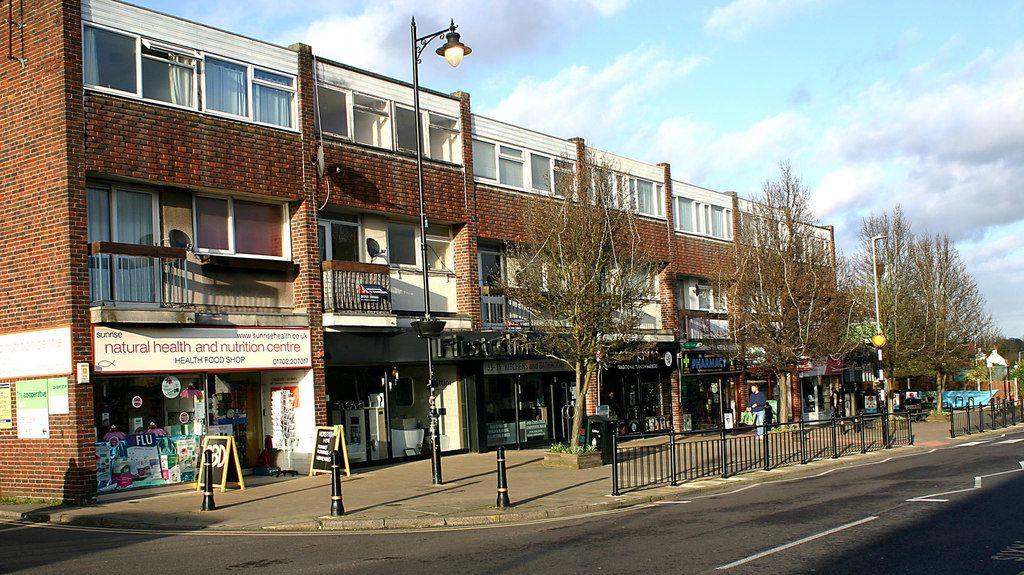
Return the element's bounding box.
[948,399,1022,438]
[611,412,915,495]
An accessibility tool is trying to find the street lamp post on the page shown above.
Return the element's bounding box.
[870,235,888,410]
[408,17,471,486]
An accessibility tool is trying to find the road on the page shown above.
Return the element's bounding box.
[2,430,1024,575]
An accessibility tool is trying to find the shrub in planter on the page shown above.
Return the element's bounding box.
[543,443,603,469]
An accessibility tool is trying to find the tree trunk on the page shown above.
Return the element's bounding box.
[571,360,588,446]
[937,371,945,414]
[777,371,790,423]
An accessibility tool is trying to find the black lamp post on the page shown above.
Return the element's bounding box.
[409,17,470,486]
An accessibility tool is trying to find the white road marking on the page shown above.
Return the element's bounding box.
[908,465,1023,501]
[909,498,949,503]
[995,438,1024,444]
[954,441,989,447]
[715,516,879,570]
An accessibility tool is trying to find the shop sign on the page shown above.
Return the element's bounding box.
[680,352,737,375]
[0,383,12,430]
[93,326,312,374]
[0,326,72,379]
[309,426,350,476]
[47,377,69,415]
[439,332,534,359]
[15,378,49,439]
[161,376,182,399]
[865,395,878,413]
[76,362,90,385]
[131,396,143,409]
[609,344,678,371]
[357,283,390,303]
[178,411,190,424]
[483,358,567,375]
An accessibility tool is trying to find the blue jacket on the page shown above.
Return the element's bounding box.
[748,391,766,412]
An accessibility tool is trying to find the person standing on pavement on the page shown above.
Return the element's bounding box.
[748,384,767,436]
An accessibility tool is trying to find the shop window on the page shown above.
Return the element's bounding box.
[392,377,415,407]
[395,105,420,153]
[316,86,349,137]
[387,223,417,266]
[318,216,360,261]
[353,94,392,148]
[204,57,248,117]
[83,25,137,94]
[473,140,497,180]
[141,42,196,107]
[498,145,524,188]
[194,195,288,259]
[427,113,459,162]
[252,68,295,128]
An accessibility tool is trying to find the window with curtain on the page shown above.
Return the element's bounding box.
[675,197,695,232]
[141,44,195,107]
[636,179,655,215]
[234,200,283,256]
[195,196,230,251]
[253,69,294,128]
[395,105,420,153]
[498,146,524,188]
[711,206,726,238]
[428,114,459,162]
[316,86,349,137]
[319,218,359,261]
[114,190,154,245]
[387,223,417,266]
[553,160,573,197]
[205,57,248,117]
[353,94,391,148]
[87,186,111,243]
[472,140,496,180]
[530,154,552,193]
[83,25,137,93]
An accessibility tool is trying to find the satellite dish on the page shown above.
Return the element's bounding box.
[167,229,191,249]
[366,238,384,260]
[315,145,325,178]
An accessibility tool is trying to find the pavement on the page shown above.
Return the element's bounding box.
[0,417,1007,533]
[2,420,1023,574]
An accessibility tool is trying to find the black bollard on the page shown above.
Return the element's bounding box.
[201,449,216,511]
[496,446,511,508]
[330,449,345,516]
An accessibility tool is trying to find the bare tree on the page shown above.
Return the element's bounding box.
[725,164,862,422]
[501,155,656,444]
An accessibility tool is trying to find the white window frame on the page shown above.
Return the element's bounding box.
[88,182,161,247]
[393,103,421,155]
[350,92,393,149]
[425,225,453,272]
[385,222,419,268]
[315,84,354,139]
[426,112,461,164]
[192,194,292,260]
[497,144,526,188]
[318,216,362,262]
[478,247,505,287]
[82,22,298,132]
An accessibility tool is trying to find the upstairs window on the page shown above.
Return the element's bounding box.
[553,160,574,197]
[252,69,295,128]
[395,105,420,154]
[353,94,392,148]
[427,114,459,162]
[83,25,137,93]
[316,86,350,137]
[86,184,157,246]
[425,225,452,271]
[141,41,196,107]
[478,249,503,287]
[530,153,552,193]
[194,196,288,258]
[498,146,524,187]
[473,140,497,180]
[675,197,695,233]
[204,57,248,117]
[318,215,359,262]
[386,223,417,266]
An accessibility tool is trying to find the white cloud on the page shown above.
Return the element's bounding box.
[483,47,706,141]
[812,163,886,219]
[704,0,820,40]
[277,0,631,78]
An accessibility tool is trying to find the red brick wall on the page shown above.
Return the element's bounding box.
[0,0,93,502]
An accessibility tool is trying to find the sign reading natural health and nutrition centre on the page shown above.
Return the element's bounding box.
[92,326,312,374]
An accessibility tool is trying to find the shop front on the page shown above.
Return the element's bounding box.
[91,325,314,494]
[478,357,574,448]
[324,329,469,465]
[600,343,677,434]
[799,356,844,420]
[679,351,744,430]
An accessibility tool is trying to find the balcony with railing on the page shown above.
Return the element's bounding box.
[682,312,730,340]
[322,260,394,327]
[88,242,190,308]
[480,287,531,330]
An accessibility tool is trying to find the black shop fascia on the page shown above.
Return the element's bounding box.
[600,343,678,434]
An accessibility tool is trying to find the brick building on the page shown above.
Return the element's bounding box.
[0,0,825,501]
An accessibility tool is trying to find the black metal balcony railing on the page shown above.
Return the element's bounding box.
[480,289,531,330]
[322,260,392,314]
[88,242,190,307]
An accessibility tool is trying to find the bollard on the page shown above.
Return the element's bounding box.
[496,446,511,508]
[669,432,678,487]
[330,449,345,516]
[201,449,216,511]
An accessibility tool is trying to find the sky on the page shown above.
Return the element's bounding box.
[132,0,1024,336]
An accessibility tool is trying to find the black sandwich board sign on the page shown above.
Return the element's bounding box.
[196,435,245,492]
[309,425,351,477]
